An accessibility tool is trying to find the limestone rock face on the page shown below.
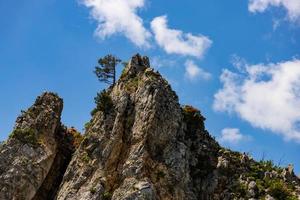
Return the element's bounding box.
[0,93,77,200]
[1,54,300,200]
[56,55,300,200]
[55,55,219,200]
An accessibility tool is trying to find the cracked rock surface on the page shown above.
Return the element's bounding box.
[1,55,300,200]
[0,93,78,200]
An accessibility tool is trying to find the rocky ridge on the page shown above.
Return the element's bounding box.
[0,54,299,200]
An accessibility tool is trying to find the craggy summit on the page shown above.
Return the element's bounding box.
[0,54,299,200]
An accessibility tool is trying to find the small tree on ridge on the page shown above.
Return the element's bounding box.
[94,54,121,85]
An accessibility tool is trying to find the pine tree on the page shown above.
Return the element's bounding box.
[94,55,121,85]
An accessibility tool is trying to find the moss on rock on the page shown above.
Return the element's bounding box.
[9,128,39,146]
[124,76,140,93]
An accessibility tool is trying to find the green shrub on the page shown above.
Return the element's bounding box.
[84,121,92,130]
[255,179,265,194]
[90,108,98,116]
[91,90,113,116]
[182,105,206,130]
[267,179,296,200]
[258,160,279,172]
[232,182,247,197]
[103,191,112,200]
[9,128,39,146]
[125,77,139,93]
[82,151,90,163]
[90,187,96,194]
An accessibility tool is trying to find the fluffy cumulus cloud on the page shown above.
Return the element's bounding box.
[214,59,300,142]
[248,0,300,21]
[81,0,151,47]
[184,60,211,81]
[219,128,250,144]
[151,16,212,58]
[151,56,177,69]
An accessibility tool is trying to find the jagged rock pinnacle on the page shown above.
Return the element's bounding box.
[0,55,299,200]
[0,92,79,200]
[121,54,150,78]
[15,92,63,132]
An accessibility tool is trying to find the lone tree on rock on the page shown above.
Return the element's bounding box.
[94,54,121,85]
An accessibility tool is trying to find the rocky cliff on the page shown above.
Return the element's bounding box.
[0,54,299,200]
[0,93,81,200]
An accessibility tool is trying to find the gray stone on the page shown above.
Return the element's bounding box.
[0,93,63,200]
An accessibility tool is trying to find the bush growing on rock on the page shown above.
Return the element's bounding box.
[84,121,92,130]
[9,128,39,146]
[67,127,83,149]
[267,179,297,200]
[182,105,206,130]
[102,191,112,200]
[125,76,140,93]
[91,90,113,116]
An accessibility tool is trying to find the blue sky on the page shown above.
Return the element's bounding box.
[1,0,300,173]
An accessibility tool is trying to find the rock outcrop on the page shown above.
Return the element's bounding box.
[0,93,80,200]
[55,54,300,200]
[0,54,299,200]
[56,54,220,199]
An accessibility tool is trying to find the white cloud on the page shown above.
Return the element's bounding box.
[151,56,177,69]
[219,128,250,144]
[184,60,212,81]
[151,15,212,58]
[214,59,300,142]
[230,54,248,71]
[248,0,300,22]
[81,0,151,47]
